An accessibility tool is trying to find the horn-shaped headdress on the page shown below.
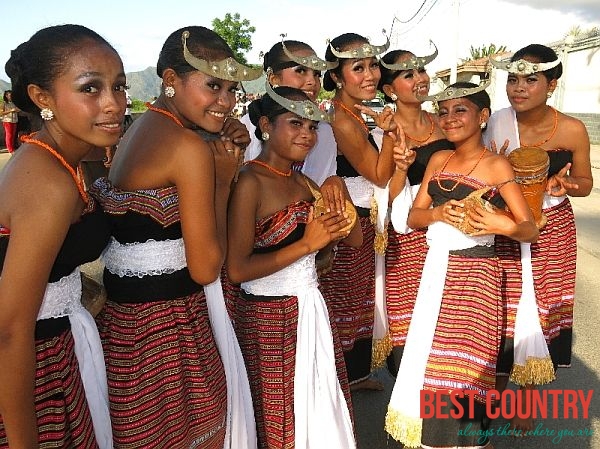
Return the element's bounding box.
[380,40,438,71]
[327,29,390,60]
[489,55,561,76]
[418,76,491,103]
[265,81,330,122]
[280,34,338,71]
[182,30,262,81]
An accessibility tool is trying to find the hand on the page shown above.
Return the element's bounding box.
[221,117,251,150]
[546,162,578,196]
[319,176,347,214]
[390,123,415,171]
[490,139,509,156]
[440,199,465,226]
[303,207,353,252]
[208,139,241,185]
[354,104,396,131]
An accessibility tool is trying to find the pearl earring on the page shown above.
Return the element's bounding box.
[547,91,553,99]
[40,108,54,121]
[262,132,270,141]
[165,86,175,98]
[480,122,487,130]
[390,93,398,101]
[336,82,343,90]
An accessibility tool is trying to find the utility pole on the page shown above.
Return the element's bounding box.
[450,0,460,84]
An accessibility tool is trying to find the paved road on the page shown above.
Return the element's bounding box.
[1,147,599,448]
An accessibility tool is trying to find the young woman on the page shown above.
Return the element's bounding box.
[385,82,538,449]
[0,24,125,448]
[486,43,592,432]
[227,84,361,448]
[242,38,338,186]
[319,32,397,390]
[373,46,454,375]
[91,26,261,449]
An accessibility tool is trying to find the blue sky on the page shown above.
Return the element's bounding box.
[2,0,599,83]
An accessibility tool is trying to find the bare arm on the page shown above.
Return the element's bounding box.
[331,114,395,188]
[0,161,78,448]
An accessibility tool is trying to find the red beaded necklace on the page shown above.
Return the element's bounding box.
[332,100,369,134]
[245,159,292,177]
[145,102,183,127]
[436,146,488,192]
[519,106,558,147]
[21,134,89,203]
[404,112,435,144]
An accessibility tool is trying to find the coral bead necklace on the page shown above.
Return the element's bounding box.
[245,159,292,177]
[145,102,183,127]
[333,100,369,134]
[436,146,488,192]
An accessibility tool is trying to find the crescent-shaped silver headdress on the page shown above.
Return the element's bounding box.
[265,81,330,122]
[327,29,390,60]
[182,30,262,81]
[379,40,438,71]
[280,34,338,71]
[417,77,491,103]
[489,55,561,76]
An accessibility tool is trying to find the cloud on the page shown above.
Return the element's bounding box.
[501,0,600,21]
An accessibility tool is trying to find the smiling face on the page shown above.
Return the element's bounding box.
[176,70,238,133]
[262,111,318,162]
[386,53,431,104]
[437,97,488,144]
[506,59,557,113]
[44,39,127,148]
[337,56,381,101]
[270,49,322,102]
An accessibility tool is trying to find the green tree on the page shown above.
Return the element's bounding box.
[212,13,255,64]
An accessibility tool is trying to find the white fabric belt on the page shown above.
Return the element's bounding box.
[343,176,373,209]
[542,193,566,209]
[241,254,319,296]
[37,268,113,448]
[102,237,186,277]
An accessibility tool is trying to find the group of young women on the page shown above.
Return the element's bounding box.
[0,20,592,449]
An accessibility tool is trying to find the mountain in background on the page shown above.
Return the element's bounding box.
[0,67,266,101]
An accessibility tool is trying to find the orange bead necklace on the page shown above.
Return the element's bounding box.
[333,100,369,134]
[21,134,89,203]
[436,146,488,192]
[245,159,292,177]
[520,106,558,147]
[145,102,183,127]
[404,112,435,144]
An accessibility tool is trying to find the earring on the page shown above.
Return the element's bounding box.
[272,84,279,89]
[40,108,54,121]
[547,91,553,99]
[261,131,270,141]
[480,122,486,129]
[165,86,175,98]
[390,93,398,101]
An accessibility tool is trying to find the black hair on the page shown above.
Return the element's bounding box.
[323,33,370,91]
[263,40,315,73]
[2,90,12,103]
[156,26,234,79]
[248,86,312,140]
[441,82,491,112]
[5,24,117,115]
[511,44,562,81]
[378,50,414,102]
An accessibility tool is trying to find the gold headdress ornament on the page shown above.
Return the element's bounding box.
[181,30,262,81]
[488,55,561,76]
[280,34,339,70]
[265,81,330,122]
[379,40,438,71]
[327,29,390,60]
[417,76,491,103]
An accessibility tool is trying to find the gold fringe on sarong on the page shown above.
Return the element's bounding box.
[384,406,422,448]
[510,356,556,386]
